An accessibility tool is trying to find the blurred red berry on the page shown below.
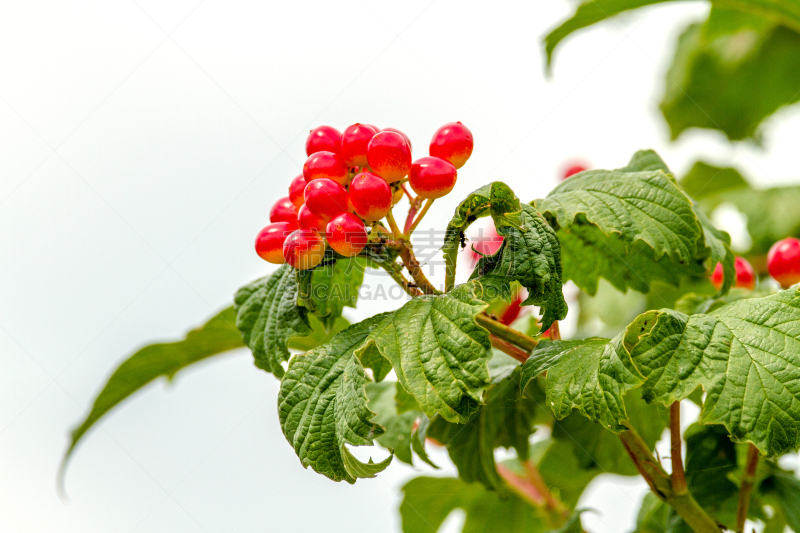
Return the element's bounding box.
[768,237,800,288]
[288,174,306,209]
[711,257,756,290]
[562,162,589,180]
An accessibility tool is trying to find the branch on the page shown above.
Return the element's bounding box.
[385,210,402,238]
[476,313,538,352]
[735,444,759,532]
[670,402,687,495]
[489,335,530,363]
[497,462,568,529]
[397,244,441,295]
[619,426,720,533]
[378,261,422,297]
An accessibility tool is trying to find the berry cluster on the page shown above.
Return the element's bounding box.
[708,237,800,291]
[255,122,474,269]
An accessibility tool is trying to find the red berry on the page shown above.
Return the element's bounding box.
[367,131,412,183]
[304,178,349,221]
[288,174,306,209]
[340,123,379,167]
[382,127,412,150]
[303,151,348,185]
[297,203,327,231]
[408,156,457,199]
[499,296,524,325]
[711,257,756,290]
[255,222,295,264]
[269,197,299,226]
[326,212,368,257]
[349,172,392,222]
[768,237,800,288]
[283,229,326,270]
[305,125,341,156]
[429,122,473,169]
[562,162,589,180]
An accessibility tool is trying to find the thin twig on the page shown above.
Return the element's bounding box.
[735,444,759,532]
[403,196,423,233]
[385,210,402,238]
[489,335,530,363]
[406,198,434,236]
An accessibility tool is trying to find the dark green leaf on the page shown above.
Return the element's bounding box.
[356,282,492,424]
[366,381,417,465]
[769,470,800,531]
[278,316,392,483]
[399,476,549,533]
[428,369,537,490]
[472,203,568,331]
[520,337,644,432]
[61,307,244,480]
[287,314,349,352]
[626,287,800,457]
[551,390,668,476]
[234,265,311,377]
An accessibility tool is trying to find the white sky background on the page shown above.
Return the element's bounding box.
[3,1,800,532]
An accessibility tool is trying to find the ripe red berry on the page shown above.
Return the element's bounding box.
[304,178,349,221]
[408,156,457,199]
[367,131,412,183]
[288,174,306,209]
[562,162,589,180]
[711,256,756,290]
[326,212,368,257]
[429,122,473,169]
[297,203,327,231]
[382,127,412,150]
[499,295,524,325]
[269,197,299,226]
[305,125,341,156]
[303,151,348,185]
[349,172,392,222]
[255,222,295,264]
[340,123,379,167]
[768,237,800,288]
[283,229,326,270]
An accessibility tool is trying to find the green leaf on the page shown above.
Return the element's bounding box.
[278,316,392,483]
[354,311,396,382]
[471,203,568,331]
[427,369,537,490]
[533,440,600,508]
[410,414,439,469]
[234,265,311,377]
[298,256,365,330]
[287,314,349,352]
[551,389,669,476]
[683,424,740,523]
[442,182,521,292]
[662,8,800,141]
[633,493,674,533]
[520,336,644,432]
[365,381,417,465]
[626,287,800,457]
[61,307,244,480]
[536,154,708,295]
[680,161,750,202]
[399,476,549,533]
[356,282,492,424]
[544,0,800,70]
[768,470,800,531]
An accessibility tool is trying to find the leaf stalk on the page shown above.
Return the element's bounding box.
[735,444,759,532]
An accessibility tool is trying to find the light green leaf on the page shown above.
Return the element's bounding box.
[680,161,750,202]
[278,317,392,483]
[626,287,800,457]
[61,307,244,480]
[366,381,417,465]
[287,314,350,352]
[471,203,568,331]
[442,182,521,292]
[410,414,439,469]
[298,256,365,330]
[520,337,644,432]
[357,283,492,424]
[769,470,800,531]
[399,476,549,533]
[234,265,311,377]
[427,369,537,490]
[533,440,600,508]
[544,0,800,70]
[662,8,800,141]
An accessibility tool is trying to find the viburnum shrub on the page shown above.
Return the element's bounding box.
[62,123,800,533]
